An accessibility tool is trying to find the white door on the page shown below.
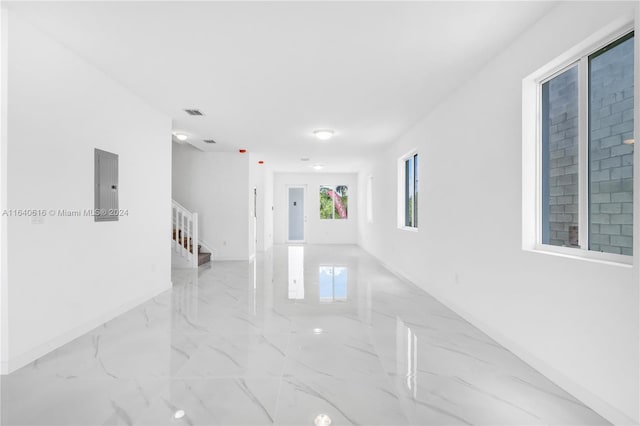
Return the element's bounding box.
[288,187,305,242]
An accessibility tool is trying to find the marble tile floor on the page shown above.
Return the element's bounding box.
[1,245,610,425]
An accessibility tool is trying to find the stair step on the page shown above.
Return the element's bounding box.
[173,227,209,265]
[198,251,211,266]
[172,230,203,254]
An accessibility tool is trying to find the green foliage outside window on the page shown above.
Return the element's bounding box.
[320,185,348,219]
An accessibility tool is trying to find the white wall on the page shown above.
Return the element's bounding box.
[0,4,8,373]
[274,173,357,245]
[249,154,261,257]
[357,2,638,424]
[263,169,274,251]
[3,13,172,373]
[172,143,250,260]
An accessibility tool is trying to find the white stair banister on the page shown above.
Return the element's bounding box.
[172,200,199,268]
[191,212,198,268]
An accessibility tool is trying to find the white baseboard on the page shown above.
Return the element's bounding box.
[364,248,638,426]
[428,289,638,425]
[212,257,250,262]
[1,282,171,375]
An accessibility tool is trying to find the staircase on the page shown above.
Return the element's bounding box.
[172,200,211,267]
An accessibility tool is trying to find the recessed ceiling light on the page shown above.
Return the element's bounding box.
[624,138,635,145]
[312,164,324,171]
[313,328,323,334]
[174,410,186,419]
[314,414,332,426]
[174,133,188,141]
[313,129,334,140]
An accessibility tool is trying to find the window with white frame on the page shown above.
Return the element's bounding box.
[400,153,418,228]
[319,185,348,219]
[539,31,634,257]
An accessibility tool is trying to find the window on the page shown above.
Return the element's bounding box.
[319,185,348,219]
[538,31,634,258]
[401,153,418,228]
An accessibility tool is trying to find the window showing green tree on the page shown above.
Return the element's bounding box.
[320,185,348,219]
[404,154,418,228]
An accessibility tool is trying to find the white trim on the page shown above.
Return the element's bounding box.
[530,244,632,267]
[425,285,638,426]
[578,56,589,251]
[399,226,419,233]
[198,238,215,257]
[212,257,251,262]
[527,19,635,86]
[523,67,538,250]
[634,0,640,319]
[363,246,637,426]
[523,18,636,263]
[1,283,171,375]
[171,199,191,214]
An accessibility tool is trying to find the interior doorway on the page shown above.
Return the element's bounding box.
[253,187,257,253]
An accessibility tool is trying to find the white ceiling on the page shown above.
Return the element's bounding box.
[8,1,557,172]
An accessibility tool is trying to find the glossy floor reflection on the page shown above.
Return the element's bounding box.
[1,245,609,425]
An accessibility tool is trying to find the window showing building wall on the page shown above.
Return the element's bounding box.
[539,31,634,257]
[588,33,634,255]
[403,153,418,228]
[542,65,580,247]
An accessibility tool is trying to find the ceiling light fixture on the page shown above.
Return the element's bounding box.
[624,138,635,145]
[313,328,323,334]
[174,410,186,420]
[313,129,334,140]
[174,133,188,141]
[312,164,324,171]
[314,414,332,426]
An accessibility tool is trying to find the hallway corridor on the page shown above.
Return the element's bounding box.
[1,245,608,425]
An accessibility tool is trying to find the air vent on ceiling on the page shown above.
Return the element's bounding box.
[300,157,310,162]
[184,109,204,116]
[203,139,216,144]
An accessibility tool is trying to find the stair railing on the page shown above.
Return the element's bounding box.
[172,200,199,268]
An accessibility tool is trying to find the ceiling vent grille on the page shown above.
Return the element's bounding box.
[184,109,204,116]
[203,139,217,144]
